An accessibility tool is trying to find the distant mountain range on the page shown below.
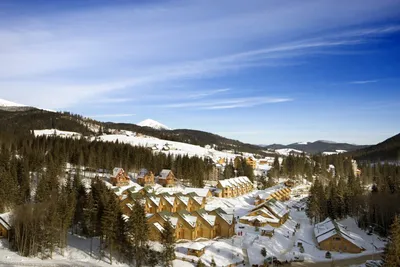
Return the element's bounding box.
[263,140,368,154]
[1,98,398,160]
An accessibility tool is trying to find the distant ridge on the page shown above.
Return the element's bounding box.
[264,140,367,154]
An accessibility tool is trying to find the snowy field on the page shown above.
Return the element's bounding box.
[95,134,242,162]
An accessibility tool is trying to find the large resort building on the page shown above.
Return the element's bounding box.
[215,176,253,198]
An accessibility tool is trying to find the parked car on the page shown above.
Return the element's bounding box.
[265,256,282,265]
[292,255,305,262]
[365,260,383,267]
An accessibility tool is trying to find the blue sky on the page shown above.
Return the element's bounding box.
[1,0,400,145]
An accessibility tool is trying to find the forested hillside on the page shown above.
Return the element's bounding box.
[351,133,400,162]
[0,109,266,155]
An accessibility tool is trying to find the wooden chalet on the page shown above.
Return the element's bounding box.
[157,169,175,187]
[0,212,11,240]
[314,218,365,253]
[239,207,281,228]
[209,208,235,238]
[110,168,130,187]
[136,168,155,186]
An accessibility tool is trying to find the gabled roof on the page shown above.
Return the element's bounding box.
[147,195,161,207]
[113,167,124,177]
[188,242,207,251]
[181,188,211,198]
[161,195,176,206]
[0,212,11,230]
[195,209,216,226]
[216,212,234,226]
[137,168,149,178]
[177,195,189,206]
[218,179,232,188]
[314,218,364,249]
[263,199,289,218]
[153,222,165,233]
[177,210,198,228]
[157,211,178,228]
[191,196,204,205]
[159,169,172,179]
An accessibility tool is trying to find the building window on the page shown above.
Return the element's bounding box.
[334,237,341,241]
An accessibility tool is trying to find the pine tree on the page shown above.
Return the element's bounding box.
[160,219,175,267]
[210,257,217,267]
[382,215,400,266]
[128,200,149,266]
[196,259,205,267]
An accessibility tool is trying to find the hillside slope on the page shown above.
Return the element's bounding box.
[264,140,367,154]
[351,133,400,162]
[0,109,266,155]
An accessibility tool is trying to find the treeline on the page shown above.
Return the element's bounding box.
[10,160,175,266]
[305,154,400,236]
[0,132,214,207]
[222,157,255,181]
[268,154,358,183]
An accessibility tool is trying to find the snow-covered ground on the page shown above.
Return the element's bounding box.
[95,134,241,163]
[33,129,82,138]
[275,148,304,156]
[0,98,26,107]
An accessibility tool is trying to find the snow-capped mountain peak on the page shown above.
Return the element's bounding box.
[0,98,26,107]
[137,119,171,130]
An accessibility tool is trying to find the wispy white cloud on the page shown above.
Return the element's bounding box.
[350,80,379,84]
[0,0,399,108]
[161,97,292,110]
[188,88,231,99]
[89,113,136,118]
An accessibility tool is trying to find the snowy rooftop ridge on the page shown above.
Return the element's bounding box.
[138,119,171,130]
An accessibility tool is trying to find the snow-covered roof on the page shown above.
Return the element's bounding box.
[137,168,149,178]
[214,210,234,225]
[218,176,252,188]
[219,179,231,188]
[153,222,165,233]
[158,211,179,228]
[314,218,364,249]
[162,195,176,206]
[195,209,216,226]
[178,210,198,228]
[0,212,12,230]
[240,215,279,224]
[260,225,275,232]
[148,195,161,207]
[159,169,172,179]
[263,199,289,218]
[188,242,206,251]
[177,196,189,206]
[181,188,211,198]
[191,196,204,205]
[113,167,124,177]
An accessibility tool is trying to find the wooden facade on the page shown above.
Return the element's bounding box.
[137,168,155,186]
[0,213,11,239]
[314,218,364,254]
[110,168,130,187]
[216,177,253,198]
[319,233,363,253]
[158,169,175,187]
